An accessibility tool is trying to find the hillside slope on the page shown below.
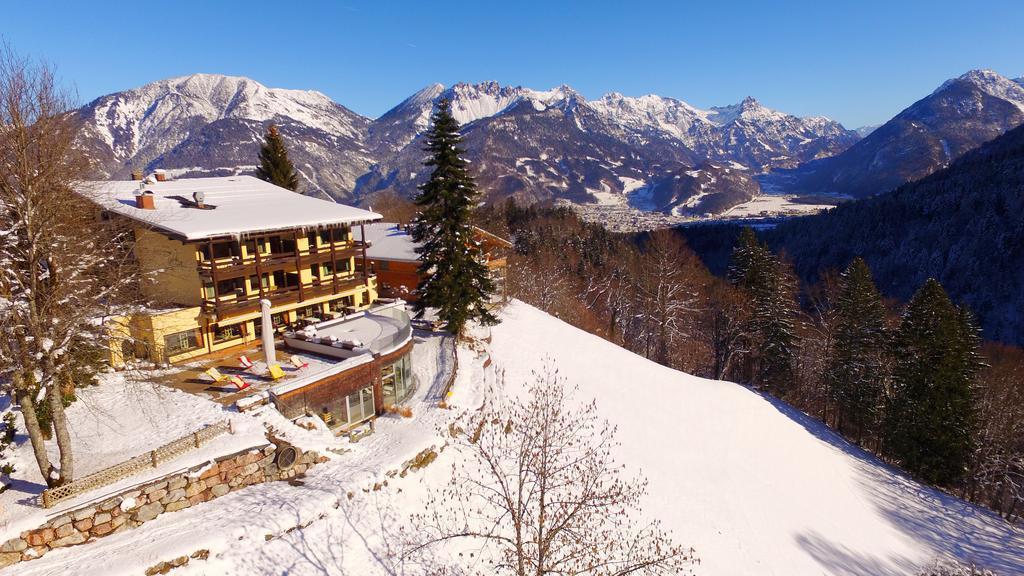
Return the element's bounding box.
[762,69,1024,198]
[489,302,1022,575]
[763,122,1024,345]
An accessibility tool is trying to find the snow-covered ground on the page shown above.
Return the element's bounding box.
[720,194,834,218]
[3,304,1022,575]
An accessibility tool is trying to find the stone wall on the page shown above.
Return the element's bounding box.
[0,443,324,568]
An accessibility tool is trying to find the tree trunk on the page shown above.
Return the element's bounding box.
[46,382,74,486]
[15,382,55,484]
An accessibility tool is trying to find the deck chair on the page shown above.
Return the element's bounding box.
[268,364,286,380]
[204,367,230,383]
[289,355,309,370]
[239,355,256,371]
[228,375,250,391]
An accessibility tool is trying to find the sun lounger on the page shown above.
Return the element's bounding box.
[268,364,285,380]
[239,355,256,370]
[289,355,309,370]
[204,367,230,383]
[229,375,250,391]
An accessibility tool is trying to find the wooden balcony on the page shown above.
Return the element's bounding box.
[201,274,373,321]
[197,241,368,278]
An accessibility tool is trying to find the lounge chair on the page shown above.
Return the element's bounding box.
[268,364,285,380]
[289,355,309,370]
[239,355,256,371]
[229,375,250,391]
[204,367,230,383]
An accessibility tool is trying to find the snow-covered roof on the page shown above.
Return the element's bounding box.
[77,175,382,241]
[353,222,420,262]
[353,222,511,262]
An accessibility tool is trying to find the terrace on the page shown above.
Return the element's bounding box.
[157,301,414,411]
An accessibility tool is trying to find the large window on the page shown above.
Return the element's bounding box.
[212,323,243,344]
[164,329,201,356]
[381,353,413,406]
[318,385,374,428]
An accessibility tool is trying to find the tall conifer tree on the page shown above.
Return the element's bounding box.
[728,227,798,395]
[884,279,981,485]
[827,257,888,443]
[256,124,300,191]
[411,99,497,335]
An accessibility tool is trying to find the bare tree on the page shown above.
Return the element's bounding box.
[408,364,695,575]
[699,282,752,381]
[630,230,701,367]
[0,45,135,486]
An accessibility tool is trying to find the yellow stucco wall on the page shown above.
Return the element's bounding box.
[133,228,203,307]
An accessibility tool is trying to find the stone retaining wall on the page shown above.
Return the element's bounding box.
[0,443,324,568]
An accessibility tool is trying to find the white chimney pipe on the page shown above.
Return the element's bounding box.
[261,299,275,366]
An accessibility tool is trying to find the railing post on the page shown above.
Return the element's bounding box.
[193,431,201,448]
[151,450,158,468]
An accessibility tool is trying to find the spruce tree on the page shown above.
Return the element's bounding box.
[728,228,798,395]
[411,98,498,335]
[255,124,300,191]
[827,258,888,443]
[884,279,981,485]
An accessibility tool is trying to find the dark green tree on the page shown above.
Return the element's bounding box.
[884,279,981,485]
[255,124,299,191]
[728,227,798,395]
[411,99,497,335]
[827,258,889,443]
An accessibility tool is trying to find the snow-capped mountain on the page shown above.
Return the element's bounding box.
[356,81,857,211]
[588,93,856,173]
[77,74,373,197]
[761,69,1024,198]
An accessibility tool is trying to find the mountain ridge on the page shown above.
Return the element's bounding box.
[75,69,1023,215]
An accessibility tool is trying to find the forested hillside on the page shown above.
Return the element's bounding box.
[766,123,1024,345]
[686,124,1024,345]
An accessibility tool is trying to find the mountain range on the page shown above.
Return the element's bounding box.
[74,70,1024,214]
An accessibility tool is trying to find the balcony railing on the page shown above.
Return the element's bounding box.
[197,241,369,276]
[201,274,373,320]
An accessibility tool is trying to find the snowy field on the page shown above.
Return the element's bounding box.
[720,194,834,218]
[3,304,1022,575]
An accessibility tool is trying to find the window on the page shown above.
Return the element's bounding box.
[202,282,216,299]
[345,386,375,425]
[212,323,243,344]
[381,353,413,405]
[331,295,356,312]
[216,277,245,296]
[164,329,201,356]
[212,242,236,259]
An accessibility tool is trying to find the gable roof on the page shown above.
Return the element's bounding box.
[77,175,381,241]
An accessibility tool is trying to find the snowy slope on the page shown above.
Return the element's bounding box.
[487,302,1023,575]
[6,305,1020,575]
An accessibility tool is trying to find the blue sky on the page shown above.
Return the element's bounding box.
[3,0,1022,127]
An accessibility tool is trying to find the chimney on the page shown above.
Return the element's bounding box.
[154,169,167,182]
[130,170,144,181]
[135,190,156,210]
